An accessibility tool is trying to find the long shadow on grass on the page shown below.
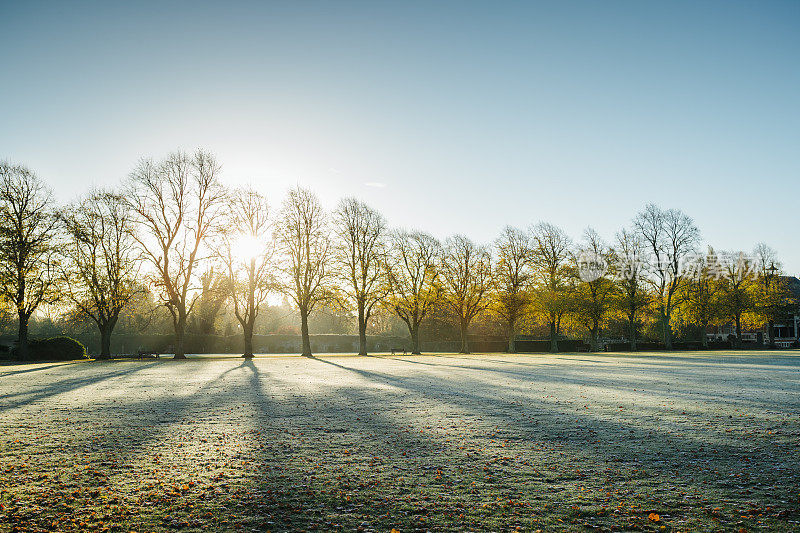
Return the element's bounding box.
[0,360,280,533]
[7,356,799,532]
[0,361,156,412]
[239,357,530,531]
[308,356,800,485]
[0,361,83,377]
[433,351,800,371]
[265,355,799,530]
[91,358,470,531]
[375,353,800,413]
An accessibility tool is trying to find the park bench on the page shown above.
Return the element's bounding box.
[390,347,407,355]
[136,350,160,360]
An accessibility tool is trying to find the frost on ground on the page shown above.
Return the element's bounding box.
[1,351,799,532]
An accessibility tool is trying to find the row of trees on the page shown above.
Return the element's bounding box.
[489,218,794,353]
[0,151,794,359]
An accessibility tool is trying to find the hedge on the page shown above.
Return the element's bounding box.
[12,336,88,361]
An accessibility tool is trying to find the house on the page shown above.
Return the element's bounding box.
[768,276,800,347]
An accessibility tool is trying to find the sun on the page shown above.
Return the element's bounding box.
[232,233,263,260]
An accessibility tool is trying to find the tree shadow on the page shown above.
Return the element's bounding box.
[0,361,83,377]
[3,354,799,531]
[0,361,155,411]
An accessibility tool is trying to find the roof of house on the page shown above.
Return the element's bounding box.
[781,276,800,300]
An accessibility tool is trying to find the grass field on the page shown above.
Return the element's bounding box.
[1,351,799,532]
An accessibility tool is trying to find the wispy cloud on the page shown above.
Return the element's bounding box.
[364,182,387,188]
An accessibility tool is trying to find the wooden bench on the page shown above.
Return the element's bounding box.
[390,347,407,355]
[136,350,160,360]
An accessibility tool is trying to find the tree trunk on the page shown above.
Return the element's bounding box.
[507,319,516,353]
[17,312,29,360]
[549,320,558,353]
[628,315,637,351]
[459,319,469,354]
[662,310,673,350]
[700,320,708,349]
[735,314,743,349]
[590,325,600,352]
[300,308,312,356]
[768,319,775,347]
[242,322,254,358]
[244,259,256,359]
[410,322,421,355]
[98,324,112,360]
[357,304,367,356]
[174,313,187,359]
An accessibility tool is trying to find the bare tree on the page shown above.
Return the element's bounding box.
[615,228,650,350]
[0,162,60,360]
[440,235,493,354]
[531,222,572,352]
[333,198,388,356]
[386,230,440,354]
[573,229,618,351]
[633,204,699,349]
[127,149,226,359]
[274,187,331,357]
[493,226,532,353]
[60,190,141,359]
[220,186,272,358]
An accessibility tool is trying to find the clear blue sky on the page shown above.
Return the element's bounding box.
[2,1,798,272]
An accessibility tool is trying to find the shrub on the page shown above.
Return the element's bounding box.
[13,336,88,361]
